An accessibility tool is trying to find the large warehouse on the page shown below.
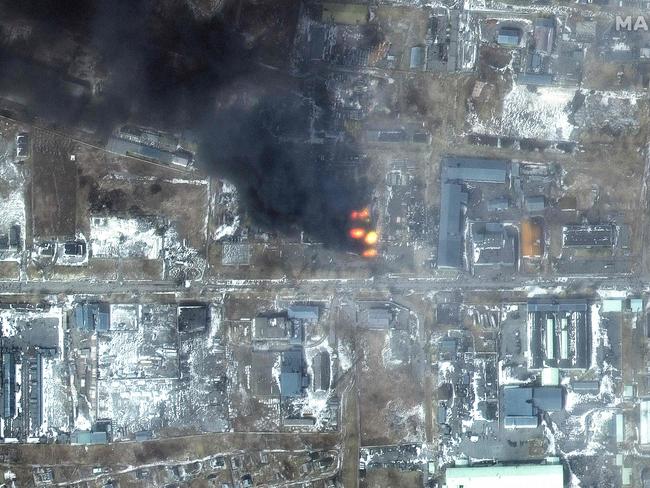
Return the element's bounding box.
[445,464,564,488]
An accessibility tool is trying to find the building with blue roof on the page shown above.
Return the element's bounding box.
[287,305,319,322]
[280,348,308,398]
[74,302,110,331]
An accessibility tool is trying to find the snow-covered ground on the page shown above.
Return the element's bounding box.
[0,138,26,262]
[90,216,163,259]
[472,83,577,141]
[40,356,72,435]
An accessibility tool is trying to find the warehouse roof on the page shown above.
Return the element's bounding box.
[410,46,425,70]
[497,27,522,47]
[437,182,467,269]
[640,399,650,444]
[280,348,307,398]
[364,308,391,329]
[563,224,615,247]
[528,299,588,313]
[504,387,534,417]
[442,157,508,183]
[445,463,564,488]
[504,386,564,421]
[288,305,319,321]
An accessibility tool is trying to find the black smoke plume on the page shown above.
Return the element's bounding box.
[0,0,369,247]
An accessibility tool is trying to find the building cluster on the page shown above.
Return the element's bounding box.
[67,300,229,442]
[250,304,338,428]
[0,304,63,441]
[298,5,475,73]
[434,295,648,487]
[435,155,631,276]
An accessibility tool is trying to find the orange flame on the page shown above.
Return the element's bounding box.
[364,231,378,246]
[349,228,366,239]
[362,248,378,258]
[350,208,370,220]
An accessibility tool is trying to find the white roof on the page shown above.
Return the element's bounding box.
[445,464,563,488]
[640,400,650,444]
[602,299,623,313]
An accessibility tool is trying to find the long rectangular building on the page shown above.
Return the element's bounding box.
[437,182,467,269]
[445,464,564,488]
[562,224,615,247]
[442,156,509,183]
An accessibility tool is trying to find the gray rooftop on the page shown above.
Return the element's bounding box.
[364,308,391,329]
[71,430,108,445]
[280,348,306,398]
[288,305,319,321]
[525,195,546,211]
[504,387,534,417]
[74,302,110,332]
[503,386,564,419]
[437,182,467,269]
[527,299,589,313]
[442,157,509,183]
[410,46,425,70]
[532,386,563,412]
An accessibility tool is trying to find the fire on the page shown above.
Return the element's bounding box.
[350,208,370,220]
[362,248,378,258]
[364,230,378,245]
[349,207,379,258]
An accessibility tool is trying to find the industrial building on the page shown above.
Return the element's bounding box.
[311,351,331,391]
[74,302,110,332]
[363,308,391,329]
[497,27,522,47]
[280,348,309,398]
[177,305,209,333]
[410,46,425,70]
[527,299,591,369]
[437,182,467,269]
[71,430,108,445]
[470,222,517,269]
[437,156,510,270]
[503,386,564,428]
[106,137,191,167]
[253,315,292,341]
[524,195,546,212]
[2,352,15,418]
[441,156,509,184]
[640,399,650,445]
[445,463,564,488]
[28,353,43,431]
[533,18,555,53]
[487,196,509,211]
[562,224,615,247]
[287,305,319,322]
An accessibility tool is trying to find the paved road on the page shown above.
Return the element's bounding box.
[0,273,645,297]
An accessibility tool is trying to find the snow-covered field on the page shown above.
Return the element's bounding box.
[472,83,577,141]
[0,138,26,261]
[41,356,72,435]
[90,216,163,259]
